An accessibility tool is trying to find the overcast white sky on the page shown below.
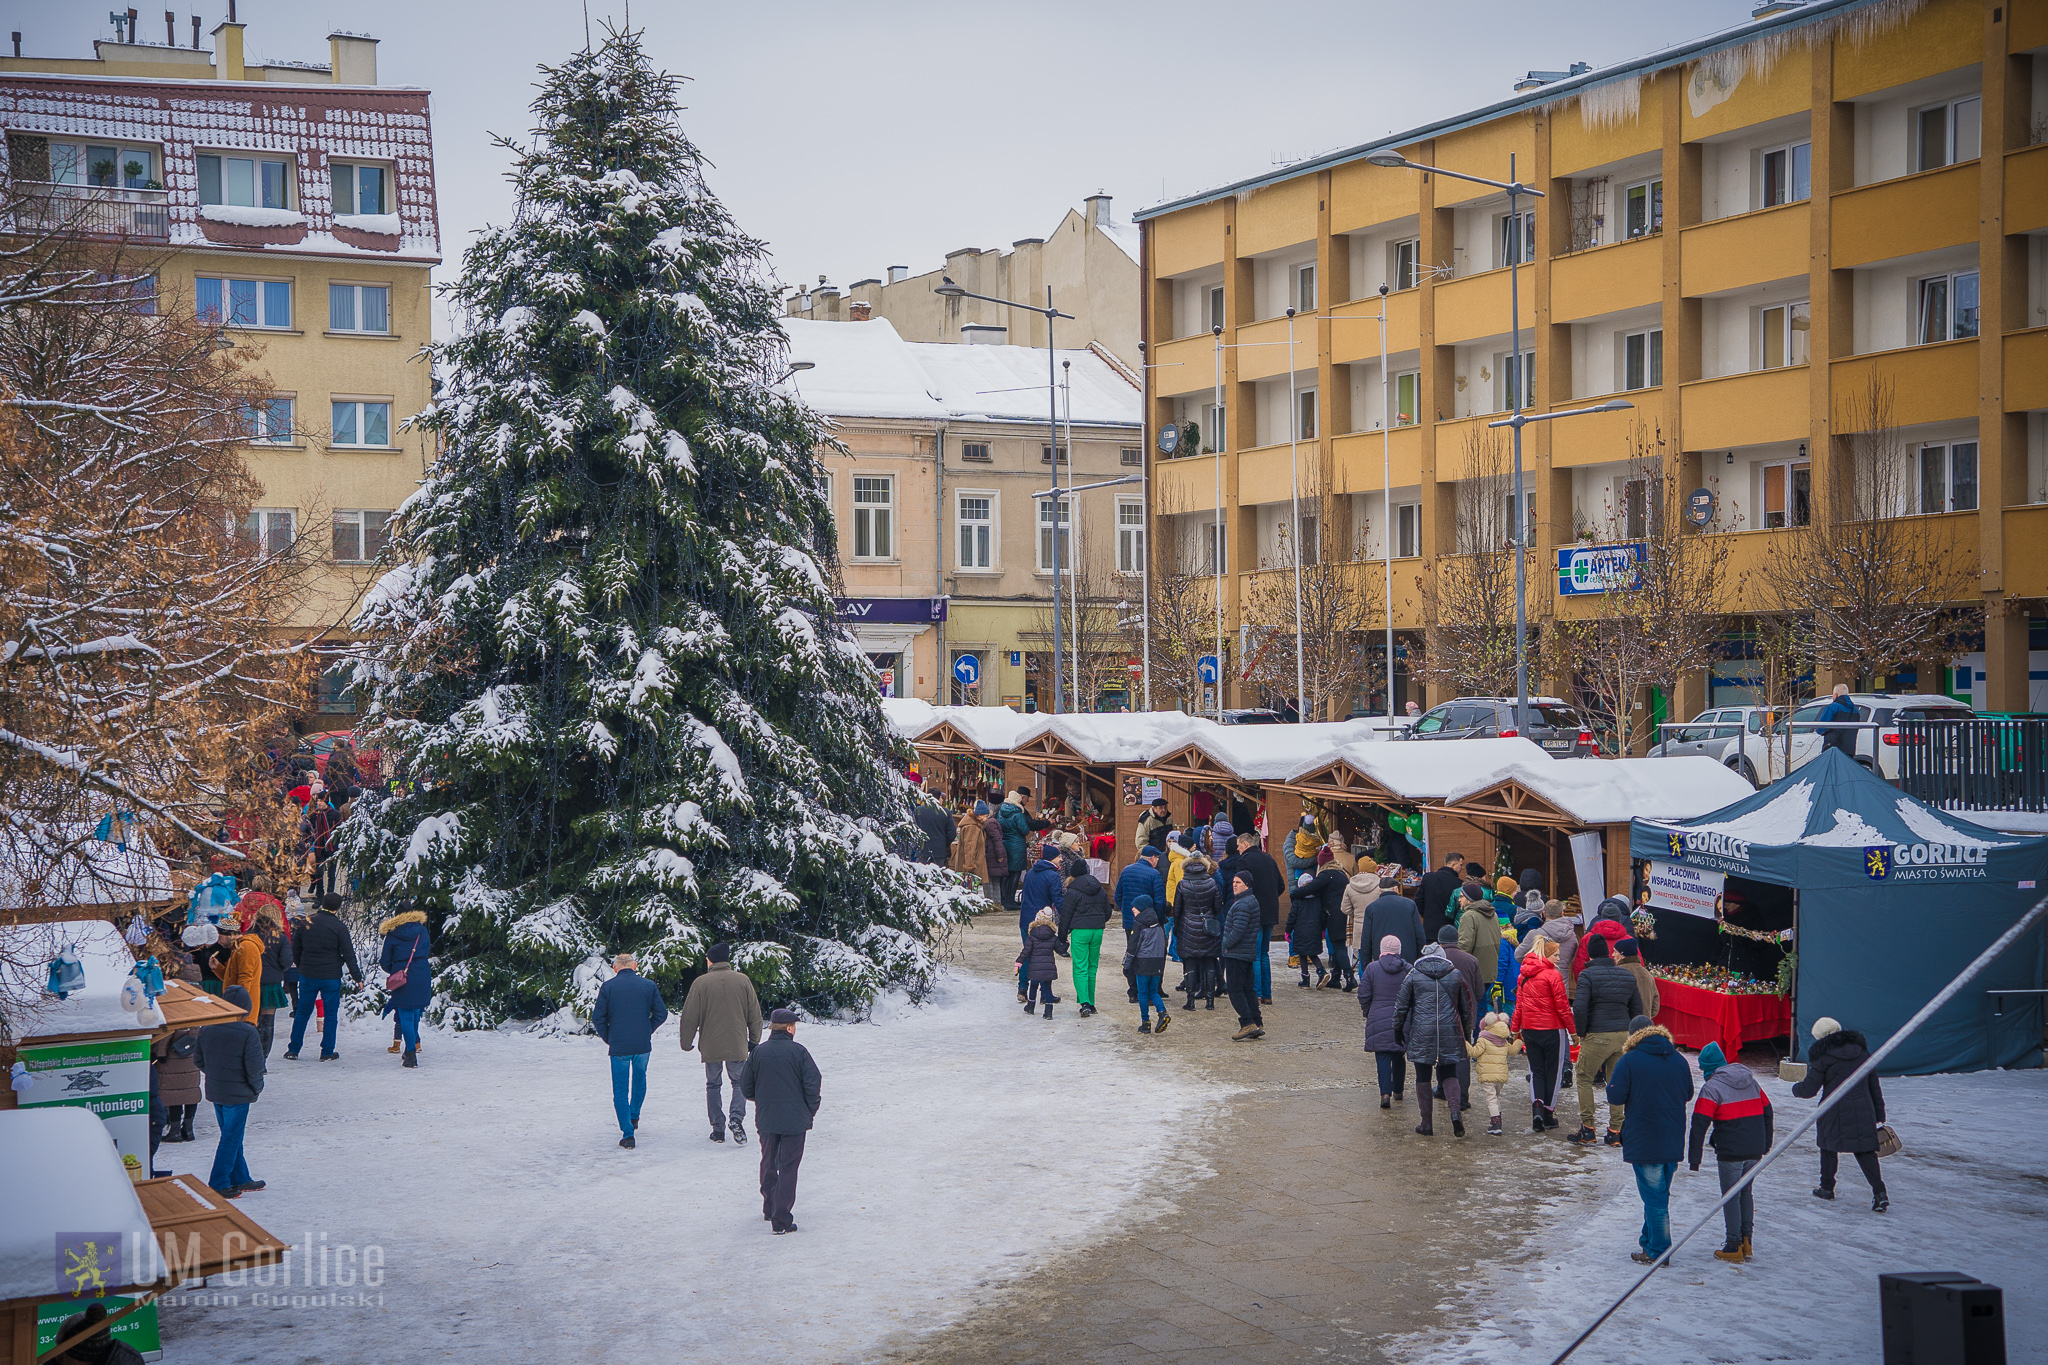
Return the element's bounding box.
[21,1,1757,326]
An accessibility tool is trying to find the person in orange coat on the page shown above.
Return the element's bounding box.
[217,927,265,1025]
[1510,936,1575,1133]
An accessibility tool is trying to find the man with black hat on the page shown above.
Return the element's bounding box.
[678,944,763,1145]
[193,984,265,1198]
[740,1008,822,1235]
[48,1302,145,1364]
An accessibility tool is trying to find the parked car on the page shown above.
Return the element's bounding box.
[1220,708,1286,725]
[1405,697,1598,756]
[1649,706,1777,779]
[1734,693,1973,784]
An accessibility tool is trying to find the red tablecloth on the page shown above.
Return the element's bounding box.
[1653,978,1792,1057]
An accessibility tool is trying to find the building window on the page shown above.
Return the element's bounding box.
[1295,264,1317,313]
[1202,520,1227,574]
[1395,503,1421,558]
[1392,238,1421,291]
[1502,490,1535,544]
[331,400,392,447]
[1292,512,1319,566]
[238,396,294,443]
[1295,388,1318,440]
[852,475,894,559]
[1496,210,1536,268]
[316,662,357,715]
[237,508,296,557]
[198,152,291,209]
[957,493,993,570]
[329,283,391,333]
[1918,442,1979,514]
[38,140,158,189]
[1622,478,1651,540]
[197,276,291,329]
[98,271,157,315]
[332,509,394,563]
[1624,179,1664,238]
[1120,446,1141,467]
[1036,496,1072,571]
[1916,271,1979,344]
[1117,498,1145,575]
[1203,403,1226,453]
[1622,329,1663,390]
[1206,285,1225,333]
[960,442,992,463]
[1499,352,1534,411]
[1759,302,1811,369]
[331,161,390,215]
[1761,142,1812,208]
[1391,371,1420,428]
[1762,461,1812,528]
[1915,96,1982,172]
[1040,444,1068,464]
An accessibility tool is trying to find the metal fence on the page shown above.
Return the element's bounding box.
[1897,717,2048,813]
[12,182,170,242]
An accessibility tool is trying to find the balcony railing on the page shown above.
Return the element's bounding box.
[1897,717,2048,813]
[11,182,170,242]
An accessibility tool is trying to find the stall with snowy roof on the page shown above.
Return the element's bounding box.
[987,712,1213,874]
[1630,748,2048,1075]
[901,706,1040,806]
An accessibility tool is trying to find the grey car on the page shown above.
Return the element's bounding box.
[1649,706,1777,781]
[1407,697,1597,756]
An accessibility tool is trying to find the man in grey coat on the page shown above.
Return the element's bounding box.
[678,943,764,1146]
[740,1008,822,1235]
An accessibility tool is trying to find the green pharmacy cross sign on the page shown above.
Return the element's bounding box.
[1556,542,1643,596]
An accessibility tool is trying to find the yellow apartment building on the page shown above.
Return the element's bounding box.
[1,17,437,721]
[1136,0,2048,720]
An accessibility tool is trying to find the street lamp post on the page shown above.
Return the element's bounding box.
[935,277,1073,712]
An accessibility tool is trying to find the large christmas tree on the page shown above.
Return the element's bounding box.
[344,30,975,1026]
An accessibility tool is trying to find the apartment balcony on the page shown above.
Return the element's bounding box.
[13,182,170,242]
[1233,314,1307,383]
[1152,332,1220,396]
[1328,289,1420,365]
[2006,328,2048,412]
[1830,162,1978,269]
[1154,448,1224,515]
[1680,366,1810,452]
[1542,400,1648,470]
[1330,427,1421,493]
[1551,235,1661,323]
[2008,142,2048,236]
[1242,562,1425,630]
[1832,338,1977,428]
[1681,202,1810,299]
[1431,267,1513,346]
[1239,439,1321,503]
[2005,505,2048,598]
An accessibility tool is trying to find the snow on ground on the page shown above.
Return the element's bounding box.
[1388,1065,2048,1363]
[154,970,1214,1364]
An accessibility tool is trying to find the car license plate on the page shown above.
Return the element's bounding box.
[1542,739,1572,751]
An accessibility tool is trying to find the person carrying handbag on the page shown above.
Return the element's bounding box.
[377,904,432,1069]
[1792,1016,1891,1212]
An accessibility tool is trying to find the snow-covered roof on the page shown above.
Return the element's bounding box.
[1446,756,1756,825]
[879,696,942,740]
[1310,737,1554,800]
[1009,711,1213,764]
[781,319,1139,427]
[0,1108,163,1304]
[1096,218,1140,264]
[0,919,146,1041]
[1156,719,1403,783]
[911,705,1043,751]
[1646,752,2031,851]
[0,826,174,911]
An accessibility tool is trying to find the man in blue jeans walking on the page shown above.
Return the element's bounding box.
[193,985,265,1198]
[285,893,363,1061]
[1605,1013,1695,1262]
[592,953,668,1149]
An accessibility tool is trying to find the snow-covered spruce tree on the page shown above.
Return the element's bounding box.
[342,30,976,1027]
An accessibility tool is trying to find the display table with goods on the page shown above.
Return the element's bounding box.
[1650,965,1792,1058]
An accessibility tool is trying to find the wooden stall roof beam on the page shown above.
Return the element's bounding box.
[1272,757,1427,809]
[1120,766,1267,804]
[1443,778,1582,827]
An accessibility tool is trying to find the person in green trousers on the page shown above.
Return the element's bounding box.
[1057,852,1114,1018]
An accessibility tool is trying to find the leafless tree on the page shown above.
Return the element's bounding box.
[1029,522,1129,712]
[1414,423,1523,698]
[1241,478,1384,720]
[1142,487,1224,714]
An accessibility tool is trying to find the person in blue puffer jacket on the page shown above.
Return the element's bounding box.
[1115,847,1167,1003]
[377,905,432,1068]
[1017,844,1065,1001]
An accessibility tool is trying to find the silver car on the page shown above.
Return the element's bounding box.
[1650,706,1777,783]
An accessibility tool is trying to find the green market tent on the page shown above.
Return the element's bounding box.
[1631,748,2048,1076]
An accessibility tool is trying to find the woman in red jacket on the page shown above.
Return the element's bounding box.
[1511,936,1574,1132]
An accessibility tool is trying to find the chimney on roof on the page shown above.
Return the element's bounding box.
[122,8,139,42]
[1085,192,1112,228]
[1512,61,1591,92]
[887,265,908,284]
[191,15,200,48]
[849,301,872,322]
[211,16,245,79]
[164,10,175,44]
[10,33,19,59]
[329,31,379,85]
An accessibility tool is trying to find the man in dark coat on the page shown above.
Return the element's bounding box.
[286,892,363,1061]
[1436,925,1483,1113]
[1570,934,1645,1145]
[1361,873,1424,962]
[1173,855,1224,1010]
[1416,851,1465,945]
[1792,1017,1888,1210]
[1234,832,1283,1003]
[1219,873,1265,1040]
[1606,1016,1695,1263]
[739,1008,822,1234]
[592,953,669,1149]
[1815,683,1860,756]
[1016,844,1065,1000]
[194,985,265,1198]
[911,799,957,865]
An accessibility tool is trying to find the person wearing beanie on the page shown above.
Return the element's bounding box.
[1115,845,1168,1002]
[1128,899,1171,1034]
[1569,933,1645,1146]
[1615,937,1659,1020]
[1173,854,1224,1010]
[1136,797,1173,856]
[1219,870,1266,1040]
[1466,1011,1526,1134]
[1016,842,1067,1002]
[952,798,989,886]
[194,983,265,1198]
[51,1301,145,1365]
[1457,881,1504,1011]
[739,1007,822,1234]
[1017,908,1063,1017]
[1690,1040,1775,1262]
[285,891,363,1061]
[677,943,763,1145]
[1792,1017,1889,1211]
[1605,1014,1694,1263]
[1573,896,1635,977]
[1357,869,1424,963]
[1358,933,1411,1106]
[1395,938,1475,1135]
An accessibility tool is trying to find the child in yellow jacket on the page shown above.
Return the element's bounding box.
[1466,1011,1526,1136]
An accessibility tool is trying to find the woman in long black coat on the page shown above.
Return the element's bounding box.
[1792,1018,1889,1210]
[1357,937,1411,1108]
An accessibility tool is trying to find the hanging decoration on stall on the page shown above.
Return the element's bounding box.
[1717,917,1795,945]
[1645,858,1723,919]
[1629,906,1657,941]
[1651,963,1780,995]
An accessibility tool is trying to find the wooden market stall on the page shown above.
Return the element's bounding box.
[1278,738,1557,874]
[988,713,1211,877]
[902,707,1039,806]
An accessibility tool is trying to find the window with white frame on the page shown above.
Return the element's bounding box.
[197,151,290,208]
[1502,489,1535,545]
[331,399,392,447]
[1392,371,1420,427]
[852,475,894,559]
[1761,459,1811,528]
[332,509,393,563]
[1206,285,1225,333]
[1202,519,1227,574]
[1036,496,1072,571]
[1914,96,1982,172]
[331,160,391,216]
[1759,302,1811,369]
[197,275,291,329]
[33,139,159,189]
[1622,329,1663,391]
[328,282,390,333]
[1918,441,1978,513]
[238,396,294,443]
[1295,264,1317,313]
[1498,351,1534,411]
[1392,238,1422,291]
[957,492,994,570]
[237,508,295,557]
[1760,142,1812,208]
[1624,178,1664,238]
[1395,502,1421,558]
[1916,271,1979,344]
[1117,498,1145,575]
[1296,387,1318,440]
[1496,211,1535,268]
[1203,402,1226,452]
